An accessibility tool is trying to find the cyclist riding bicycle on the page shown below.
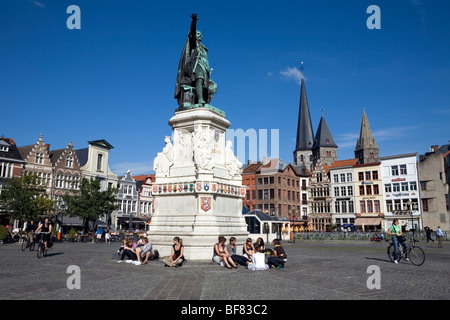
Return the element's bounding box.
[387,218,408,264]
[25,219,37,244]
[35,218,52,250]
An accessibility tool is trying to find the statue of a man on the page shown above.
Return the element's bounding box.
[175,13,216,110]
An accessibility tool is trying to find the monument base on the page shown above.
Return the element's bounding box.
[150,107,249,260]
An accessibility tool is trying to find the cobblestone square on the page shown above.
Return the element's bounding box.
[1,239,448,301]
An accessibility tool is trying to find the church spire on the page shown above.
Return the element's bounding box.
[293,64,314,169]
[354,109,379,164]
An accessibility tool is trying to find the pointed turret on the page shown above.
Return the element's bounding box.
[293,76,315,169]
[354,109,379,164]
[312,112,338,166]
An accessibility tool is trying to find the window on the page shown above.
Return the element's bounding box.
[359,186,365,195]
[97,154,103,171]
[373,184,379,195]
[374,200,380,213]
[420,181,427,191]
[341,186,346,196]
[347,186,353,196]
[367,200,373,213]
[35,153,44,164]
[386,200,393,212]
[317,172,323,182]
[410,182,417,191]
[349,201,354,213]
[365,171,371,180]
[334,174,339,183]
[422,199,429,211]
[335,201,340,213]
[394,200,401,211]
[347,173,352,182]
[341,201,347,213]
[401,182,408,192]
[334,187,339,197]
[358,172,364,181]
[340,174,345,182]
[391,165,399,176]
[393,183,400,192]
[400,164,407,175]
[360,201,366,213]
[66,156,74,168]
[366,185,372,195]
[326,151,331,157]
[372,171,378,180]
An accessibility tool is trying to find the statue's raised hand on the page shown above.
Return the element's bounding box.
[190,13,198,21]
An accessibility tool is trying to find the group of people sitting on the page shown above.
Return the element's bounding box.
[117,235,184,267]
[117,235,159,266]
[116,234,287,271]
[213,236,287,271]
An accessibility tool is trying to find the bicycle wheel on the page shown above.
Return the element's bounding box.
[22,239,28,251]
[387,244,396,262]
[37,244,43,259]
[408,245,425,266]
[29,241,35,251]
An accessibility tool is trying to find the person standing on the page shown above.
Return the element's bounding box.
[436,226,444,248]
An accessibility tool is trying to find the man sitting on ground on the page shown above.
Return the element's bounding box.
[135,237,153,265]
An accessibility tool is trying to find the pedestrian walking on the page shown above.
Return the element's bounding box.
[436,226,444,248]
[425,226,434,243]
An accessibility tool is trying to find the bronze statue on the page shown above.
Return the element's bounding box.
[175,13,217,111]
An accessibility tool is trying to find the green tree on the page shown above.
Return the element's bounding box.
[63,177,118,232]
[0,172,53,221]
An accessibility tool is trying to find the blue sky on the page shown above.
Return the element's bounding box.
[1,0,449,175]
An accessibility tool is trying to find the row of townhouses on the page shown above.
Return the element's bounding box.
[0,134,154,231]
[242,75,450,232]
[1,74,449,233]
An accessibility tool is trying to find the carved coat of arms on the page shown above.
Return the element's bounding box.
[200,197,212,212]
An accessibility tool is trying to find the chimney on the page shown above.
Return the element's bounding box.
[430,145,439,152]
[45,144,50,151]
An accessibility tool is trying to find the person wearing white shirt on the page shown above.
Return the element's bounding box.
[247,246,269,271]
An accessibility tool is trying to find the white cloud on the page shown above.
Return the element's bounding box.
[30,0,45,7]
[280,67,302,85]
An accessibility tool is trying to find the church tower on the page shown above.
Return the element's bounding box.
[293,69,315,171]
[354,109,380,164]
[312,111,338,167]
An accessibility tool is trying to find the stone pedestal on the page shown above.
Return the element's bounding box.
[149,107,249,260]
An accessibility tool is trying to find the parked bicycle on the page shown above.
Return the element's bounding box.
[387,235,425,266]
[21,232,36,251]
[36,231,52,259]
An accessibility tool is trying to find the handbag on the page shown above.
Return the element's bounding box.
[397,235,406,243]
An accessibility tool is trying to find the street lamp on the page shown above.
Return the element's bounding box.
[404,200,419,237]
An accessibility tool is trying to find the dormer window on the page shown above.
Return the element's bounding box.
[0,146,8,152]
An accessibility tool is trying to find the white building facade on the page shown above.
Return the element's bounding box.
[329,159,358,229]
[115,170,139,230]
[381,153,422,232]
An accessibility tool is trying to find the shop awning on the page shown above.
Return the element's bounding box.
[354,217,382,226]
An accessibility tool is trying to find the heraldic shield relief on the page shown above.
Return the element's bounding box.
[200,197,212,212]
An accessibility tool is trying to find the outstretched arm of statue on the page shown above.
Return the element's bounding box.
[189,13,198,49]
